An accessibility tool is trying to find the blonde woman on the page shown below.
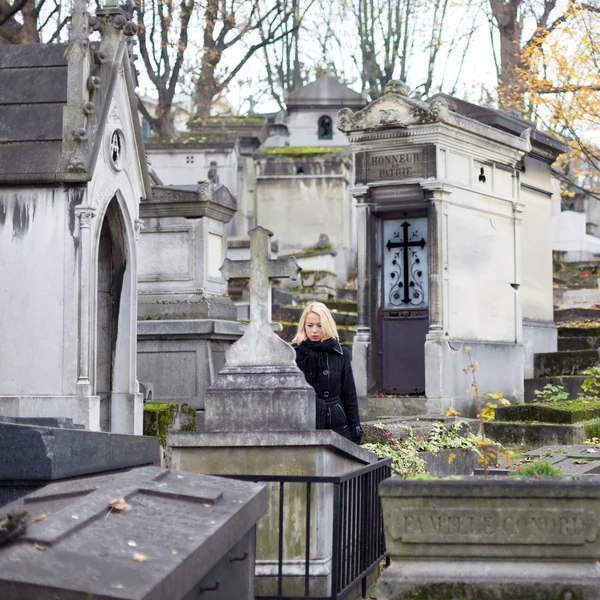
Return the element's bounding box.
[292,302,363,444]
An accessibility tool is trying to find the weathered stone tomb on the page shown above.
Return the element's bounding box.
[167,225,385,597]
[136,181,242,422]
[0,466,266,600]
[0,0,151,433]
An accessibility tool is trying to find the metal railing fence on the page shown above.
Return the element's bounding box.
[221,457,392,600]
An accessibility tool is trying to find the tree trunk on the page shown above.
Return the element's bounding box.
[193,0,222,117]
[194,71,219,118]
[138,95,176,139]
[490,0,524,112]
[0,0,40,43]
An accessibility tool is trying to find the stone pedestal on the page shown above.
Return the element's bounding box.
[137,183,242,417]
[204,365,316,432]
[167,431,379,598]
[137,319,242,416]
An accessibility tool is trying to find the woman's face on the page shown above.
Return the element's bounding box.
[305,312,323,342]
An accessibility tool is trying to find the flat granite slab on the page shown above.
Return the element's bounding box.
[0,422,160,480]
[0,466,266,600]
[525,444,600,476]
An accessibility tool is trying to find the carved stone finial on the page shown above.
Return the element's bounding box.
[385,80,410,96]
[87,76,101,91]
[426,98,450,122]
[520,128,531,142]
[82,102,95,116]
[69,0,90,45]
[68,154,87,172]
[72,127,88,142]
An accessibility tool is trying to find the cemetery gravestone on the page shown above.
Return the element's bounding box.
[204,224,315,431]
[378,476,600,599]
[167,225,382,597]
[0,466,266,600]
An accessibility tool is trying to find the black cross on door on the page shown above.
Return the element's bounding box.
[385,220,427,307]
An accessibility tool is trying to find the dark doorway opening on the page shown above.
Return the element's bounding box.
[96,199,127,431]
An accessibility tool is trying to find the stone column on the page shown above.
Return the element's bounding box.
[350,185,371,399]
[421,182,452,339]
[75,206,96,395]
[512,201,525,344]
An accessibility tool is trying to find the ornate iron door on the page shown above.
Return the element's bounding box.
[380,218,429,394]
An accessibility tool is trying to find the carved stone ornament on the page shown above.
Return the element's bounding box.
[76,207,96,228]
[337,90,449,134]
[68,153,87,172]
[134,219,144,240]
[108,129,125,171]
[384,80,410,96]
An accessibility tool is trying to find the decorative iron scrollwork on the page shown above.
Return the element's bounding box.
[385,220,426,308]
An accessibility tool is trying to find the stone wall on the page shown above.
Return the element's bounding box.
[255,152,356,282]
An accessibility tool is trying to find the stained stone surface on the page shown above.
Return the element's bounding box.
[0,466,266,600]
[204,365,316,432]
[377,476,600,600]
[0,422,159,481]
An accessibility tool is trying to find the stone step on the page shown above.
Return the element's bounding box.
[336,288,357,302]
[524,376,586,402]
[558,326,600,338]
[273,304,357,327]
[554,308,600,323]
[533,349,600,377]
[558,336,600,351]
[360,396,427,421]
[485,421,589,450]
[276,323,355,347]
[324,298,357,313]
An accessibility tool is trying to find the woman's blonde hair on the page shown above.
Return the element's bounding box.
[292,301,339,344]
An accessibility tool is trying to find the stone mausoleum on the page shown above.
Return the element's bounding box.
[339,83,566,415]
[144,75,367,285]
[0,0,150,433]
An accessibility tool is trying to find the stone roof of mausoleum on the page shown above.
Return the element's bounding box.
[287,75,366,111]
[429,93,567,162]
[0,44,68,182]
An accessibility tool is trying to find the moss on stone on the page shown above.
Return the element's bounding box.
[143,401,195,448]
[495,401,600,424]
[263,146,345,158]
[584,419,600,439]
[189,115,266,126]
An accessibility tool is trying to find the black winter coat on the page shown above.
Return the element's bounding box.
[293,339,363,443]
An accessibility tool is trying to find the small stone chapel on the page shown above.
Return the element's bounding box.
[0,0,151,433]
[339,82,566,416]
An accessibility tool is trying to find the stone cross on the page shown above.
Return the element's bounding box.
[220,226,301,366]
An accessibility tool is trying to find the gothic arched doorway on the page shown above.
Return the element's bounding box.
[96,198,127,431]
